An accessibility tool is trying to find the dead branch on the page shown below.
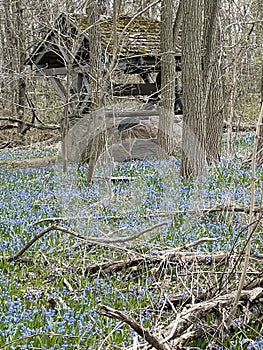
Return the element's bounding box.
[225,101,263,329]
[5,222,168,261]
[6,225,57,261]
[223,120,256,132]
[92,176,135,182]
[85,242,263,276]
[32,204,263,226]
[164,276,263,310]
[85,256,149,275]
[99,305,170,350]
[168,328,202,348]
[85,238,219,275]
[171,237,218,251]
[100,286,263,349]
[156,204,263,216]
[0,116,60,130]
[164,287,263,342]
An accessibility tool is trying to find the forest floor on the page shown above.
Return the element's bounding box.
[0,131,262,350]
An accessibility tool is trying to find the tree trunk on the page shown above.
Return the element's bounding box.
[16,1,26,137]
[173,0,183,51]
[180,0,207,177]
[86,1,104,110]
[203,0,224,163]
[256,0,263,165]
[157,0,175,156]
[85,0,107,182]
[1,0,26,127]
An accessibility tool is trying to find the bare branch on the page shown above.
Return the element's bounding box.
[5,222,168,261]
[99,306,170,350]
[164,287,263,342]
[0,117,60,130]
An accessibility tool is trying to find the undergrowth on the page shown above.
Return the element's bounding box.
[0,133,262,349]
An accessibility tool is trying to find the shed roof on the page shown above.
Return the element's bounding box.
[80,15,161,56]
[26,13,181,70]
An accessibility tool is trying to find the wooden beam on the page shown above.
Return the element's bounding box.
[49,77,67,102]
[104,109,160,118]
[35,67,67,76]
[115,55,181,73]
[113,83,158,96]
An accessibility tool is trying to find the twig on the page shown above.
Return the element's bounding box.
[216,213,263,294]
[226,102,263,328]
[99,305,170,350]
[172,237,218,252]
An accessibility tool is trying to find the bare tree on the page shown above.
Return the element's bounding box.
[180,0,207,177]
[254,0,263,165]
[1,1,26,123]
[157,0,176,155]
[16,0,27,136]
[203,0,224,163]
[85,0,107,182]
[0,0,67,144]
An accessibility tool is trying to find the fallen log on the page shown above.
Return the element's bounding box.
[164,287,263,342]
[0,156,57,169]
[101,285,263,349]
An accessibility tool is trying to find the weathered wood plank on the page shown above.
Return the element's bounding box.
[113,83,158,96]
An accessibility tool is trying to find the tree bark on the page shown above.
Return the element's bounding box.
[203,0,224,163]
[157,0,176,156]
[256,0,263,165]
[180,0,207,177]
[173,0,183,50]
[86,0,104,110]
[15,1,27,137]
[85,0,108,182]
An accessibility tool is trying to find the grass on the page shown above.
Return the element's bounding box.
[0,133,262,349]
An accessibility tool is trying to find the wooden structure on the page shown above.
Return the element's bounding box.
[26,13,182,122]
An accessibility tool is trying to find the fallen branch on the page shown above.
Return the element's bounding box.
[85,240,263,276]
[6,225,57,261]
[164,276,263,310]
[171,237,218,251]
[6,222,168,261]
[85,237,217,274]
[101,286,263,349]
[0,116,60,130]
[92,176,136,182]
[99,306,170,350]
[164,287,263,342]
[156,204,263,216]
[223,120,256,132]
[32,204,263,226]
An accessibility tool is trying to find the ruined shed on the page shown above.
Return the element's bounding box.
[26,13,182,120]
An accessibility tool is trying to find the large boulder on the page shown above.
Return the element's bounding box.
[65,110,182,163]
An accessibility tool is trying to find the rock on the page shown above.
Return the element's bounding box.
[109,138,167,162]
[120,123,158,140]
[65,111,182,163]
